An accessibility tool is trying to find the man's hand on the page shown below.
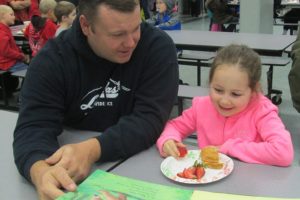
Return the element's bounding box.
[30,161,77,200]
[45,138,101,182]
[30,138,101,200]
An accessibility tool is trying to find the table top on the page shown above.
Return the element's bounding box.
[178,85,209,99]
[2,109,300,199]
[10,24,25,36]
[281,0,300,7]
[11,68,27,78]
[165,30,297,56]
[110,139,300,198]
[0,110,120,200]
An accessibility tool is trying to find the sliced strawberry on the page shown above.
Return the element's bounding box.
[196,166,205,180]
[187,166,196,174]
[177,172,185,178]
[178,146,188,157]
[183,168,197,179]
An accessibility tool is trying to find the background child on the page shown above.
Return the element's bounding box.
[54,1,76,37]
[24,0,57,57]
[0,5,27,97]
[146,0,180,30]
[8,0,31,24]
[0,5,28,72]
[205,0,239,32]
[157,44,294,167]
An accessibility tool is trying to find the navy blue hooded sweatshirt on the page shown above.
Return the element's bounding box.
[13,17,179,181]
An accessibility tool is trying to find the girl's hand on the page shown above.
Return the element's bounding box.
[162,140,186,158]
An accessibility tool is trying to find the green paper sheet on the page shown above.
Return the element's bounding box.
[57,170,193,200]
[57,170,300,200]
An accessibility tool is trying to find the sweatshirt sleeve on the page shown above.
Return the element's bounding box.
[220,99,294,167]
[96,29,179,162]
[13,45,65,182]
[156,98,199,156]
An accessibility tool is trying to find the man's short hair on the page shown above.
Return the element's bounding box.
[78,0,139,23]
[39,0,58,14]
[54,1,76,23]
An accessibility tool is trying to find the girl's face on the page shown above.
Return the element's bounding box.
[156,0,167,13]
[209,64,254,117]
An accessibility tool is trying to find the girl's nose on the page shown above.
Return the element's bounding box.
[219,97,231,107]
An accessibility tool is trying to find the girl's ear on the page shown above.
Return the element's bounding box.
[252,82,262,95]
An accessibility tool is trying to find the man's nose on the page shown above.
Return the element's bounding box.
[124,35,136,48]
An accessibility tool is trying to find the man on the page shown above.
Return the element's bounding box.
[13,0,179,199]
[289,31,300,113]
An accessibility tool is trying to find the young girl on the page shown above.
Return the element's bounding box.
[146,0,180,30]
[157,44,294,167]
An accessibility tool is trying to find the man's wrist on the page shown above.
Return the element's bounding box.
[85,138,101,163]
[30,160,50,186]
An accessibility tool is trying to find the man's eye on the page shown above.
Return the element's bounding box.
[112,33,124,37]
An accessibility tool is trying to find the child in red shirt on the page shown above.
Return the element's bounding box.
[7,0,31,23]
[0,5,28,72]
[24,0,57,57]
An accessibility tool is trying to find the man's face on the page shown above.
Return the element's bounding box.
[80,4,141,64]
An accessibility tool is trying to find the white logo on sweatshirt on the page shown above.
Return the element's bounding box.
[80,79,130,110]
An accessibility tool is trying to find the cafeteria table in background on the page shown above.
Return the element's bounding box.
[165,30,296,56]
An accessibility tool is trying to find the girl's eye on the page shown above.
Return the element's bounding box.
[232,92,242,97]
[214,88,223,93]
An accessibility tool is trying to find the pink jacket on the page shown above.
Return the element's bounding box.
[157,94,294,166]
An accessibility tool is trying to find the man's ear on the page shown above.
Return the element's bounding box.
[79,15,90,36]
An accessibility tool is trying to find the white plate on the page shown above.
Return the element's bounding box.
[160,150,234,184]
